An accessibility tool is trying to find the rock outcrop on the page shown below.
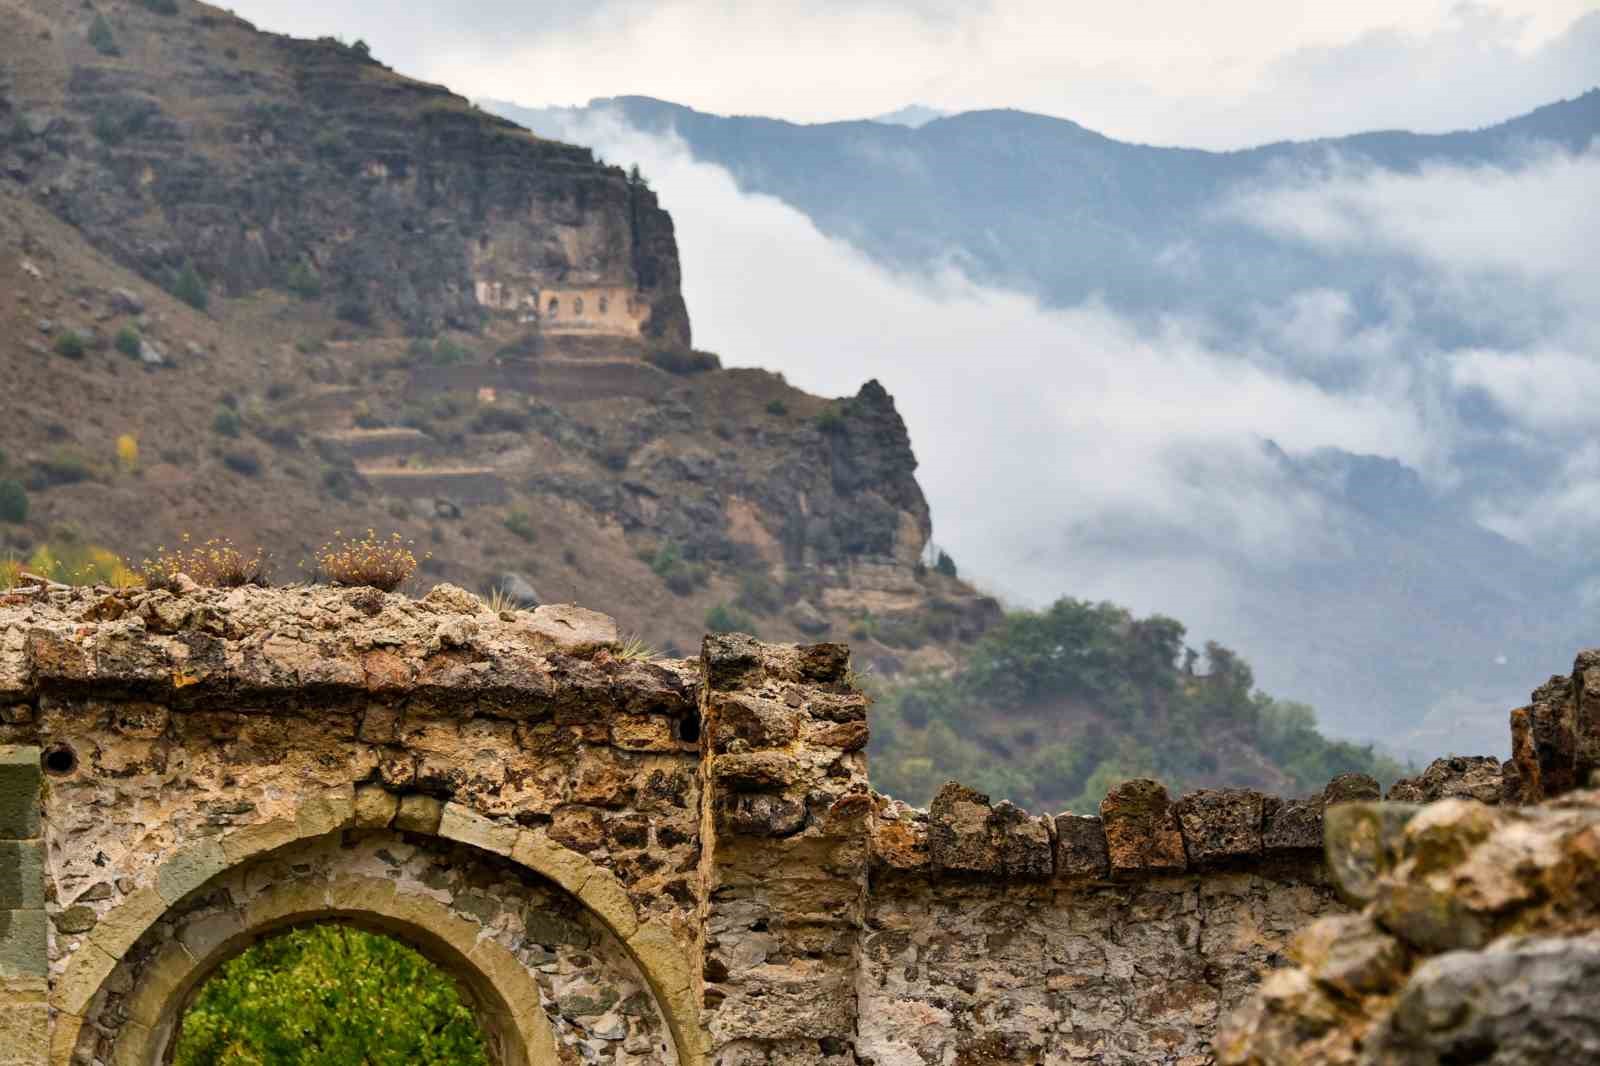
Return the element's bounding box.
[1217,790,1600,1064]
[2,0,687,341]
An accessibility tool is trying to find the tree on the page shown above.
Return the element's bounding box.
[0,480,26,524]
[350,39,372,59]
[88,14,120,56]
[628,163,650,190]
[171,924,490,1066]
[934,550,958,578]
[172,263,209,311]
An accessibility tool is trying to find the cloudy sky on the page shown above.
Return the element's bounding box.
[224,0,1598,146]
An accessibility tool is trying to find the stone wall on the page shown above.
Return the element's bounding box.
[1215,648,1600,1065]
[0,581,1483,1066]
[0,745,47,1065]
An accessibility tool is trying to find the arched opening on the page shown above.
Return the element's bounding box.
[67,826,684,1066]
[546,297,559,318]
[598,295,609,315]
[170,922,494,1066]
[573,296,584,316]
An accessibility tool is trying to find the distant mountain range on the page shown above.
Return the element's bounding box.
[488,90,1599,324]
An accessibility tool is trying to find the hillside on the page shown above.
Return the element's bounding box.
[869,597,1405,812]
[0,0,995,664]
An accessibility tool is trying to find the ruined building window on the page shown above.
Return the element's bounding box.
[599,295,609,315]
[547,298,559,318]
[574,297,584,316]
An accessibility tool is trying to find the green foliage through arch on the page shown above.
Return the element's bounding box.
[172,924,492,1066]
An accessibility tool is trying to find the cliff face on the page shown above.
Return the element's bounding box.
[0,0,978,666]
[2,0,689,342]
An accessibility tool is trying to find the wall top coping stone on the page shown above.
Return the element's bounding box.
[0,582,698,716]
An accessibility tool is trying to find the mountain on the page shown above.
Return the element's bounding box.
[868,105,947,128]
[481,91,1600,758]
[0,0,1408,807]
[486,90,1600,322]
[0,0,998,664]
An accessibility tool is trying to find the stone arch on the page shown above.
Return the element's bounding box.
[84,874,559,1066]
[573,296,584,316]
[547,296,559,317]
[50,787,704,1066]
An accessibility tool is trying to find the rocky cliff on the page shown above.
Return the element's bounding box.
[2,0,686,340]
[0,0,986,665]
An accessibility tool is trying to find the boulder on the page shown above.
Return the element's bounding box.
[108,287,144,314]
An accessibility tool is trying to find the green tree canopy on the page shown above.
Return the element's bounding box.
[172,924,491,1066]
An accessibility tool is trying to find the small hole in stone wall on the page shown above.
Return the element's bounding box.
[43,744,78,776]
[677,709,701,745]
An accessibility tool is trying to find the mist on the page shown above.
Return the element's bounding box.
[536,112,1598,752]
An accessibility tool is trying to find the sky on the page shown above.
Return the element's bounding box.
[221,0,1599,147]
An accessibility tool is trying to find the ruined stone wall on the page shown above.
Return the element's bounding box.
[1217,649,1600,1065]
[0,583,1388,1066]
[849,781,1357,1066]
[0,583,708,1065]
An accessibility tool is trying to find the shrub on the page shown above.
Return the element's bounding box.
[142,536,269,589]
[431,338,469,366]
[27,451,93,489]
[0,480,26,523]
[115,327,142,360]
[503,510,536,543]
[336,298,373,327]
[285,262,322,299]
[471,406,530,434]
[765,400,788,416]
[138,0,179,13]
[212,409,241,437]
[315,530,421,592]
[735,573,783,616]
[222,449,262,477]
[116,434,139,473]
[814,405,845,433]
[26,542,139,587]
[935,550,958,578]
[54,332,86,359]
[705,604,757,636]
[321,467,356,500]
[645,348,721,375]
[170,264,209,311]
[88,14,120,56]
